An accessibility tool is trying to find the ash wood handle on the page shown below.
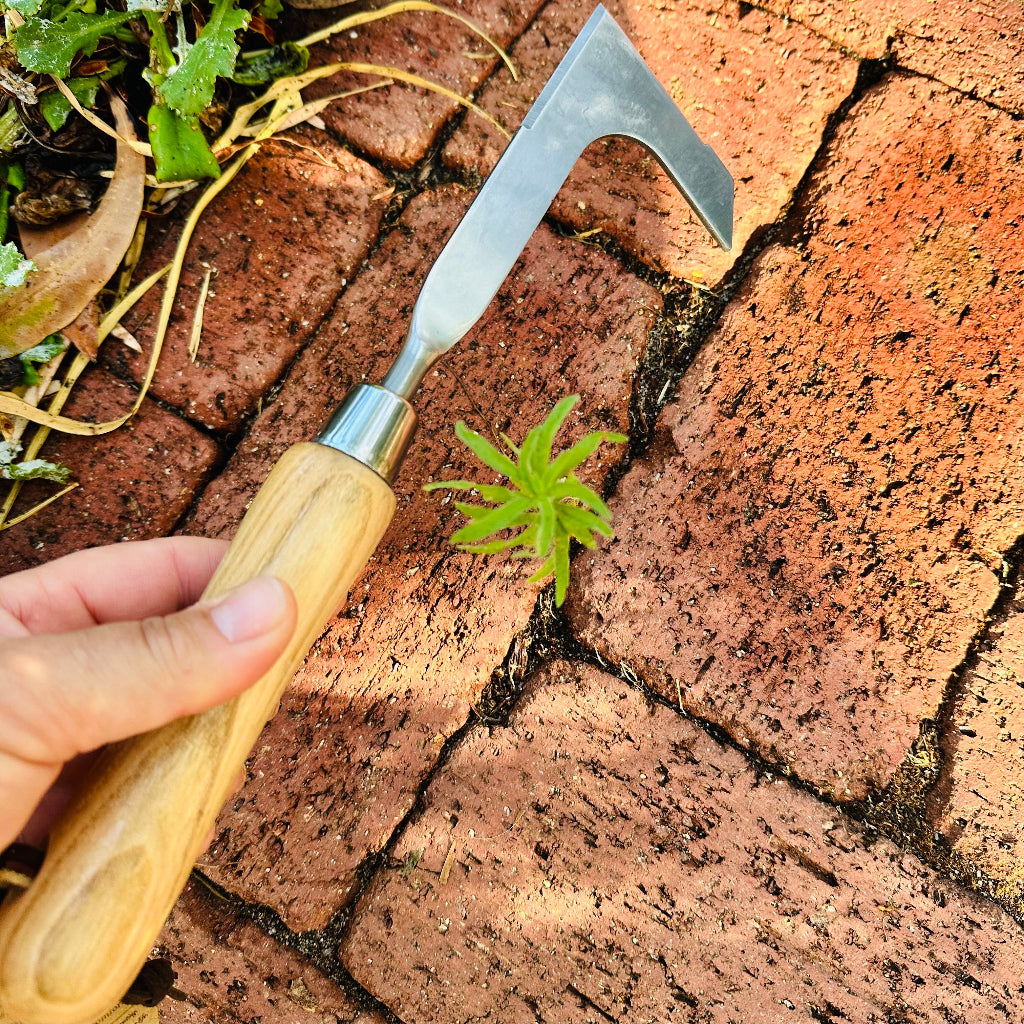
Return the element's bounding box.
[0,442,395,1024]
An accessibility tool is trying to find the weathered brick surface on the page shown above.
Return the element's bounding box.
[444,0,859,284]
[103,134,388,432]
[342,660,1024,1023]
[298,0,542,169]
[1,368,221,574]
[759,0,1024,115]
[157,879,385,1023]
[566,73,1024,801]
[930,601,1024,906]
[187,187,659,929]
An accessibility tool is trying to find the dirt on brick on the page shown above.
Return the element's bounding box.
[758,0,1024,115]
[158,879,386,1023]
[929,594,1024,910]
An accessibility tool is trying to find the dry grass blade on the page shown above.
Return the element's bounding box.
[0,263,170,527]
[0,482,79,532]
[236,81,393,139]
[0,349,87,527]
[219,1,514,155]
[314,62,511,138]
[214,64,390,152]
[97,264,173,340]
[213,65,336,152]
[0,261,169,435]
[292,0,517,81]
[188,267,213,363]
[52,78,153,157]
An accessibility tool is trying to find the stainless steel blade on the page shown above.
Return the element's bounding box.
[381,4,734,399]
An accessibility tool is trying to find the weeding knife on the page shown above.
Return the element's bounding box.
[0,7,733,1021]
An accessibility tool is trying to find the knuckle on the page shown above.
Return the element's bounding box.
[137,613,197,687]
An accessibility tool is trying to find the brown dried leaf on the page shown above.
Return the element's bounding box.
[17,212,87,256]
[19,220,102,361]
[0,95,145,359]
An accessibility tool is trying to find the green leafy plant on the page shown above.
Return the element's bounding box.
[0,240,33,288]
[18,334,64,384]
[0,437,68,482]
[2,0,304,181]
[425,396,627,606]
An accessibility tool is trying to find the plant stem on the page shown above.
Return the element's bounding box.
[142,10,175,74]
[0,106,29,155]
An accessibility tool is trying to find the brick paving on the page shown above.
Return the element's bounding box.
[159,880,387,1023]
[3,0,1024,1020]
[344,662,1024,1023]
[567,71,1024,803]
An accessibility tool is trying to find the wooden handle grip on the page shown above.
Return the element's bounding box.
[0,442,395,1024]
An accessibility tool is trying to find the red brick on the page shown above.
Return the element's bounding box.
[444,0,859,285]
[102,133,388,432]
[566,73,1024,801]
[759,0,1024,115]
[930,605,1024,905]
[342,660,1024,1023]
[157,878,385,1023]
[1,367,221,575]
[296,0,542,169]
[187,187,659,929]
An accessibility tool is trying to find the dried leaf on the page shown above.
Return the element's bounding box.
[0,95,145,358]
[110,323,142,353]
[17,211,87,257]
[60,299,101,360]
[20,222,102,360]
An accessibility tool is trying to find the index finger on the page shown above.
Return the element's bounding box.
[0,536,229,635]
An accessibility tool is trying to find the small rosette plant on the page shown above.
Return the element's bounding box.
[425,395,626,605]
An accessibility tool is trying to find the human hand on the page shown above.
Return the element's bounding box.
[0,536,297,851]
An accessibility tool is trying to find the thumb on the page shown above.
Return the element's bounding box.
[5,575,297,765]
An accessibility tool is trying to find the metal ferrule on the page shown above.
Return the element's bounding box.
[315,384,417,485]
